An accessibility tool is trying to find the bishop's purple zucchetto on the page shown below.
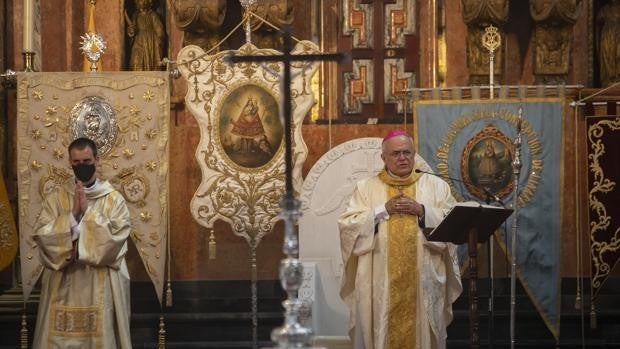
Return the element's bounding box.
[382,129,411,143]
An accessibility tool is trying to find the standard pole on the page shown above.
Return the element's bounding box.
[468,227,480,348]
[510,107,523,349]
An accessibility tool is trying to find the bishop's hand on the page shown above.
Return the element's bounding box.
[386,193,424,217]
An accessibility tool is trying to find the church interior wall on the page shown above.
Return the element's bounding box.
[1,0,616,288]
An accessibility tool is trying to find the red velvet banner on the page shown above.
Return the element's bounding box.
[586,115,620,298]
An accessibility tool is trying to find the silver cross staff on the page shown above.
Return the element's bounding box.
[228,27,344,349]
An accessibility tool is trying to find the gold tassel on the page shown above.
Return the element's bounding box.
[158,314,166,349]
[165,281,173,307]
[208,229,216,260]
[590,302,597,329]
[20,312,28,349]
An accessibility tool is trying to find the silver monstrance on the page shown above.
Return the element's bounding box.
[80,32,107,72]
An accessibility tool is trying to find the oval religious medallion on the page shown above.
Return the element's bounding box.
[217,84,283,170]
[69,96,118,156]
[461,124,515,201]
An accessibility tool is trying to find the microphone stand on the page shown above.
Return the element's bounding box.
[415,168,503,348]
[484,188,495,349]
[414,169,505,208]
[510,107,523,349]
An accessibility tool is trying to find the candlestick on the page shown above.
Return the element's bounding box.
[22,52,35,72]
[23,0,33,52]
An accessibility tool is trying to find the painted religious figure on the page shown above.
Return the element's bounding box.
[231,98,267,153]
[467,137,512,196]
[461,124,515,201]
[219,85,282,168]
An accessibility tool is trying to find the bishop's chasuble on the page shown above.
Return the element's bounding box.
[32,180,132,349]
[339,170,462,349]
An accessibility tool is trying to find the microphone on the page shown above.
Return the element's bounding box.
[414,168,506,207]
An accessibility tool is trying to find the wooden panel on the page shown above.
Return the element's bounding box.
[338,0,419,121]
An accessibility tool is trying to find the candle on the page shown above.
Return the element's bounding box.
[23,0,33,52]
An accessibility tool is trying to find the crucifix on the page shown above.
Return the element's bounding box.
[227,27,345,348]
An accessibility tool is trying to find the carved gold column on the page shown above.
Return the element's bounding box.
[461,0,508,85]
[530,0,581,84]
[168,0,226,51]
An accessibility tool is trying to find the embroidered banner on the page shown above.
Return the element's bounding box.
[414,98,563,339]
[586,116,620,300]
[16,72,170,303]
[177,42,319,246]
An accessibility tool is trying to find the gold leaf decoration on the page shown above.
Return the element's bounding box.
[52,148,64,160]
[32,90,44,101]
[146,129,158,139]
[30,129,42,140]
[129,105,142,116]
[143,90,155,102]
[145,161,157,171]
[30,160,43,170]
[140,211,152,222]
[122,148,135,159]
[45,105,58,115]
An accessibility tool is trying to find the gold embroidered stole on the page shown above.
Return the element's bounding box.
[378,169,421,349]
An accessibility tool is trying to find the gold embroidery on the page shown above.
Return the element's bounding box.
[50,304,101,336]
[380,169,420,349]
[588,117,620,292]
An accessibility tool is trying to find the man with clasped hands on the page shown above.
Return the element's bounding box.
[338,130,462,349]
[32,137,132,348]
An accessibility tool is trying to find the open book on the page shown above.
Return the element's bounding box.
[425,201,513,245]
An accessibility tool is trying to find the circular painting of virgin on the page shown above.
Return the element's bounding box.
[219,84,283,168]
[462,133,514,200]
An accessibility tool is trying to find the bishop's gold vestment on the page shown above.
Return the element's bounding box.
[32,180,132,349]
[338,170,462,349]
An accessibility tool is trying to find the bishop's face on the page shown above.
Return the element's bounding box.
[381,135,415,177]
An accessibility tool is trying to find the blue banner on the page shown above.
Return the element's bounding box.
[414,98,563,339]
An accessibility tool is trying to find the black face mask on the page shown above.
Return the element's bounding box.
[72,163,96,183]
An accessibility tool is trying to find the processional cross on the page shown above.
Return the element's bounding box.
[228,27,345,348]
[482,25,501,98]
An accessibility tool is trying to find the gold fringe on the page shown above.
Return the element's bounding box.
[208,229,216,260]
[165,281,173,307]
[20,312,28,349]
[590,302,597,329]
[158,314,166,349]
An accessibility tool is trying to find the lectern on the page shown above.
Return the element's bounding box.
[426,202,513,349]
